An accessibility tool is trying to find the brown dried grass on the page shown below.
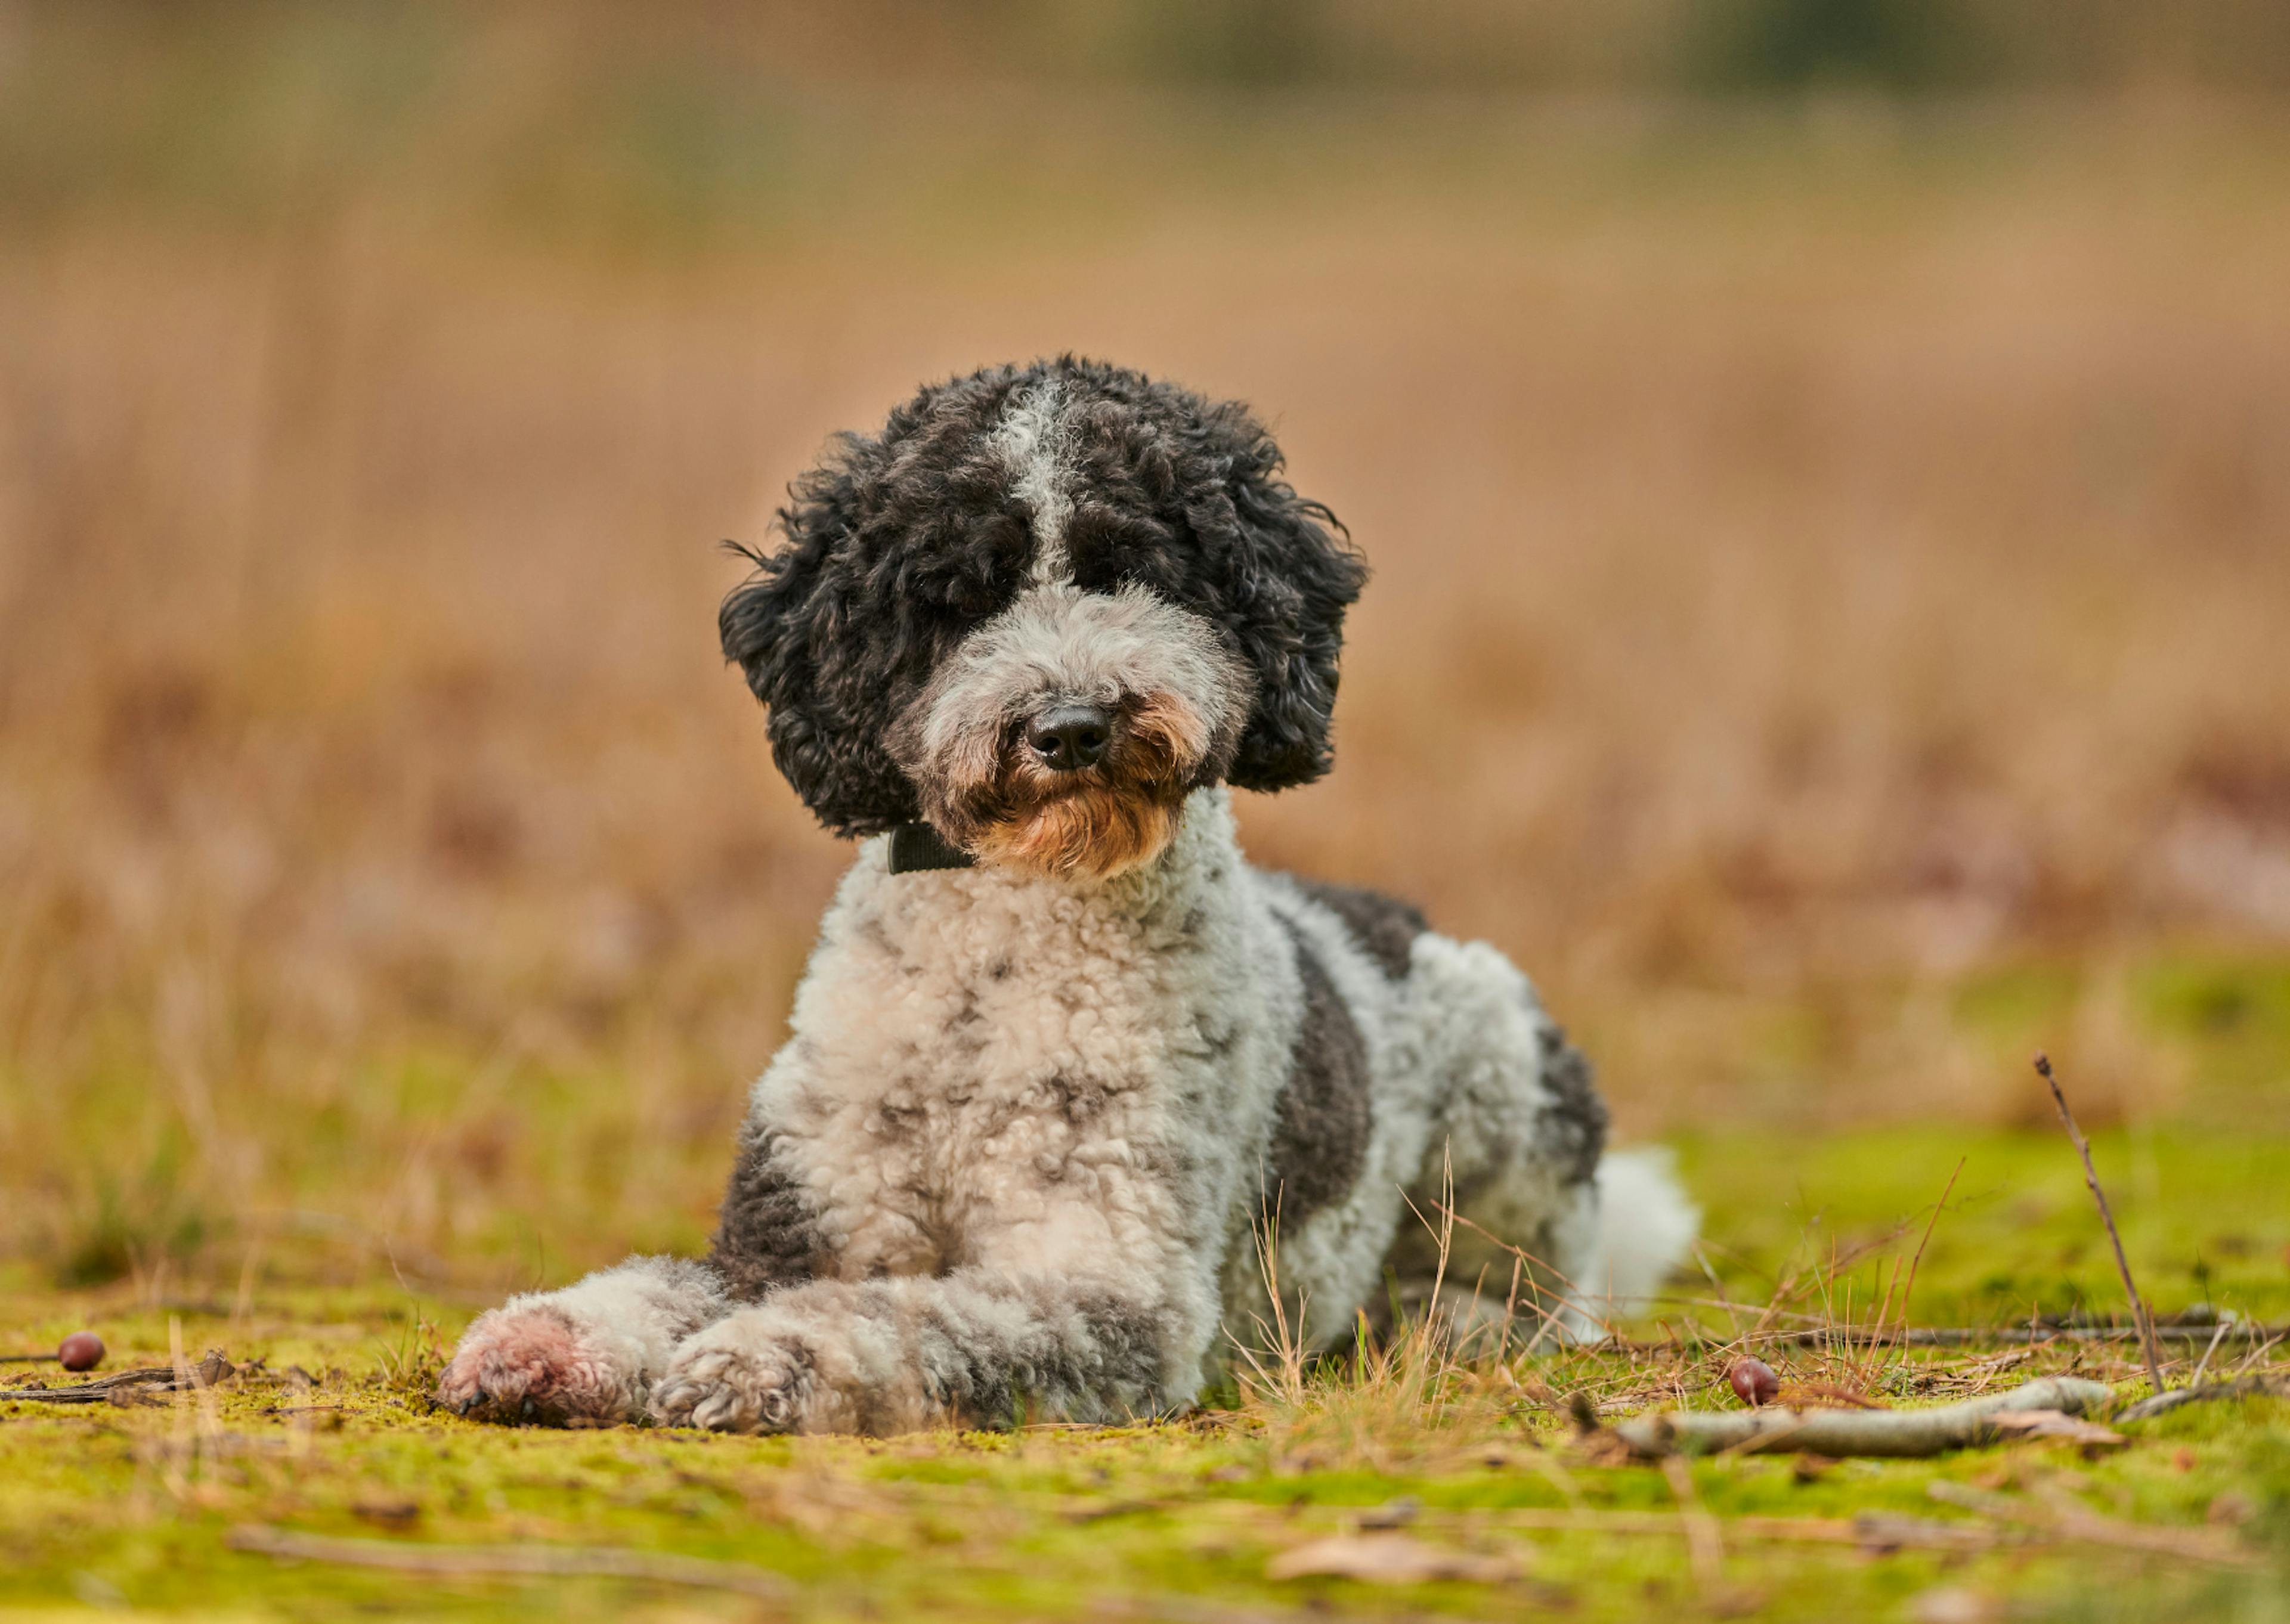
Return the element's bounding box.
[2,21,2288,1285]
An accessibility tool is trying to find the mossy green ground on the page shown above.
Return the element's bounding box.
[5,1124,2286,1622]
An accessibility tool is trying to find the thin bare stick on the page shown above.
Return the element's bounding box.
[1598,1319,2283,1355]
[4,1354,233,1405]
[2188,1318,2232,1389]
[1927,1482,2255,1569]
[2033,1052,2165,1397]
[2227,1328,2286,1380]
[2115,1372,2290,1424]
[228,1527,793,1599]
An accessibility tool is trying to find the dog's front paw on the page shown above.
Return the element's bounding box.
[650,1314,814,1434]
[437,1304,630,1425]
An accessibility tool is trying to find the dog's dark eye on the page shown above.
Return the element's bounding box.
[902,506,1029,624]
[1066,503,1180,595]
[949,575,1001,618]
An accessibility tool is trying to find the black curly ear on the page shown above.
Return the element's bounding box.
[1219,455,1368,794]
[718,435,923,836]
[720,367,1039,835]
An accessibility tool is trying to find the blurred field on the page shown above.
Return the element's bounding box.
[4,4,2290,1297]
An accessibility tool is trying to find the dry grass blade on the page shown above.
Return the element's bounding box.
[227,1526,794,1600]
[1229,1149,1511,1476]
[1868,1158,1964,1371]
[1227,1191,1308,1412]
[2032,1053,2167,1398]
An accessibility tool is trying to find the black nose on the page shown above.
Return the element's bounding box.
[1028,705,1112,772]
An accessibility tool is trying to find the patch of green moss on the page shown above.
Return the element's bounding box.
[4,1122,2285,1620]
[1674,1123,2290,1328]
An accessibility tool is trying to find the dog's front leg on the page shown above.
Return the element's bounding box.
[648,1267,1181,1434]
[438,1254,729,1425]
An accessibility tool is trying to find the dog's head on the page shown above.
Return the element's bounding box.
[720,358,1366,880]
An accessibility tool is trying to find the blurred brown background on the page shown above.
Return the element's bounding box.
[3,1,2288,1291]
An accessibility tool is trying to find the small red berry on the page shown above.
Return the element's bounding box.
[57,1331,104,1372]
[1727,1356,1780,1408]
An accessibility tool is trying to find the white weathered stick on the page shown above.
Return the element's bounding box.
[1614,1377,2115,1458]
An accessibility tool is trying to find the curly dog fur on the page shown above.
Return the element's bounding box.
[440,357,1697,1433]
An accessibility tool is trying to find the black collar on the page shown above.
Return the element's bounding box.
[887,822,976,874]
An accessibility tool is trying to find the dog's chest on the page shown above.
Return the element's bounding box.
[772,856,1252,1273]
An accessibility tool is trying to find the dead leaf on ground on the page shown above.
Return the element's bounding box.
[2208,1492,2254,1527]
[1267,1533,1519,1585]
[1514,1375,1562,1411]
[1356,1496,1421,1530]
[350,1499,422,1529]
[1566,1428,1638,1467]
[1910,1585,2003,1624]
[1986,1411,2124,1451]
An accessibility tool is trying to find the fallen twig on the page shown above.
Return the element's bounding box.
[1613,1376,2114,1458]
[2115,1373,2290,1425]
[2034,1052,2166,1397]
[1927,1481,2255,1567]
[1604,1320,2283,1353]
[2,1352,233,1405]
[227,1526,793,1600]
[2187,1318,2232,1389]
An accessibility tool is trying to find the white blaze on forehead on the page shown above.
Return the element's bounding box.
[989,379,1076,585]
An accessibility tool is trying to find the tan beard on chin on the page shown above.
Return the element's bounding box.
[970,786,1185,881]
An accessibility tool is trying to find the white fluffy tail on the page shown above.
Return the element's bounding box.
[1570,1147,1698,1333]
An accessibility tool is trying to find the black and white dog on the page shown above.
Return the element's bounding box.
[438,358,1695,1433]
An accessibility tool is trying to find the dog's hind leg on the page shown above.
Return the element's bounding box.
[1384,935,1696,1345]
[437,1254,731,1424]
